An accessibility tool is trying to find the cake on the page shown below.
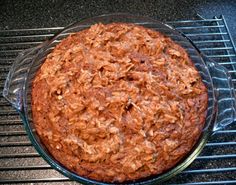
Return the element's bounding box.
[31,23,208,183]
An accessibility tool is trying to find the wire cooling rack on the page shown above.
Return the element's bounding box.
[0,15,236,184]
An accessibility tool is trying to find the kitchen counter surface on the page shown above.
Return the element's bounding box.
[0,0,236,42]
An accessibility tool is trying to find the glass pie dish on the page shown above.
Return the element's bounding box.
[3,13,236,184]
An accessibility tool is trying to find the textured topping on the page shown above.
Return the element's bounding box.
[32,23,208,183]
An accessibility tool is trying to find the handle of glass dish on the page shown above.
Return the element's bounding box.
[202,54,236,132]
[2,44,45,111]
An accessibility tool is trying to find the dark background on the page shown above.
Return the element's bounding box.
[0,0,236,41]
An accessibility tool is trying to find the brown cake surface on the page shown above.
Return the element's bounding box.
[31,23,208,183]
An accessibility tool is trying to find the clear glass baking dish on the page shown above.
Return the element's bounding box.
[3,13,236,184]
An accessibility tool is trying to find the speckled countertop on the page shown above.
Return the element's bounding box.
[0,0,236,42]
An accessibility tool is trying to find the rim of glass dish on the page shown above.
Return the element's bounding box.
[21,13,217,185]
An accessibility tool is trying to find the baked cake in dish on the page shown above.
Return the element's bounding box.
[31,23,208,183]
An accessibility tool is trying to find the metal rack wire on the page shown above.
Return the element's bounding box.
[0,15,236,185]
